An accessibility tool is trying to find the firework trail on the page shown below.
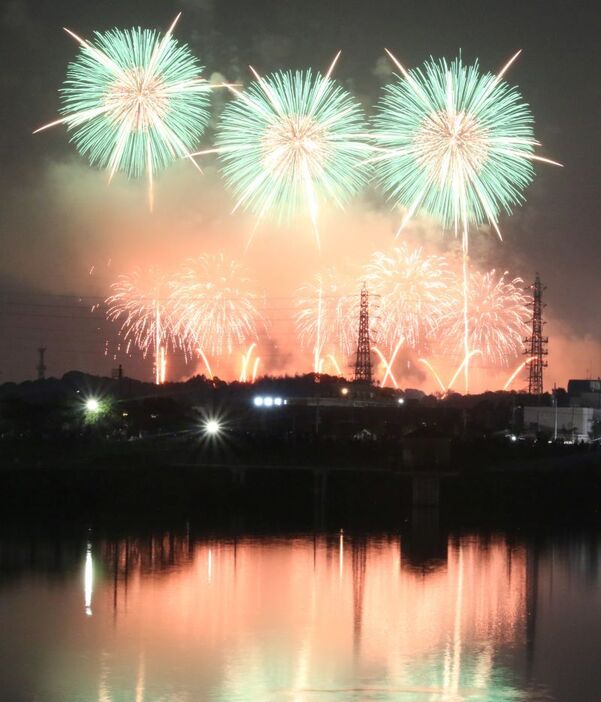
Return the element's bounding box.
[171,254,262,357]
[205,55,370,245]
[504,357,534,390]
[295,268,360,372]
[373,51,560,390]
[239,343,257,382]
[441,269,531,367]
[35,15,214,209]
[364,243,454,353]
[106,267,185,384]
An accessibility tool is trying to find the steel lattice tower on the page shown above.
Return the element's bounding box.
[524,274,548,398]
[354,283,372,383]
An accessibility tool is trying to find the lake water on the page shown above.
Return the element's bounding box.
[0,528,599,701]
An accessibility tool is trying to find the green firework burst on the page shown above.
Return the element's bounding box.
[373,53,555,235]
[215,62,370,228]
[39,17,212,202]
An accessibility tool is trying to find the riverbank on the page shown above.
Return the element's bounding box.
[1,444,599,529]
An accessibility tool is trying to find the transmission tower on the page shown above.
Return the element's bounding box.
[524,274,548,398]
[353,283,373,383]
[36,347,47,380]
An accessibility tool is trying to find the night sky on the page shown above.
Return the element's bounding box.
[0,0,599,386]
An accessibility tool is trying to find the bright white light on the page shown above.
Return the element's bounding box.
[253,396,264,407]
[84,543,93,616]
[397,397,405,405]
[341,387,349,396]
[85,398,100,413]
[264,397,273,407]
[205,419,221,435]
[510,434,517,442]
[274,397,282,406]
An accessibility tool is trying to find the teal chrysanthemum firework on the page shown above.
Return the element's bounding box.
[48,19,211,190]
[373,55,543,234]
[215,67,370,225]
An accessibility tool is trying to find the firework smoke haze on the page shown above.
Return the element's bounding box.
[35,16,213,208]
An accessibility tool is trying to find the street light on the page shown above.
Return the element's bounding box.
[85,398,101,413]
[204,419,221,436]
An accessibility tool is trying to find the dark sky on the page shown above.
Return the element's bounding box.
[0,0,599,385]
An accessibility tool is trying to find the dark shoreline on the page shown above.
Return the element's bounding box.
[2,448,599,531]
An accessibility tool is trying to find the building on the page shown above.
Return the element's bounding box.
[523,406,599,442]
[567,379,601,409]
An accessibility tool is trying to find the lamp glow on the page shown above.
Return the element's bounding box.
[85,398,100,413]
[204,419,221,435]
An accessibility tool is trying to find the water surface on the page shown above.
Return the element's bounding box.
[0,529,599,701]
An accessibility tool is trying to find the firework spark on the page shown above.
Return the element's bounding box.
[373,52,559,236]
[441,269,531,366]
[207,56,370,244]
[364,244,454,352]
[171,254,262,357]
[106,267,184,384]
[373,52,560,390]
[295,268,359,372]
[36,15,213,208]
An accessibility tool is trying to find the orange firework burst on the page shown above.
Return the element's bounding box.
[295,268,360,372]
[106,266,188,384]
[364,244,454,352]
[171,254,262,357]
[441,269,530,366]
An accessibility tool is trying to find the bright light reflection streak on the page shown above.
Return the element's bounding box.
[98,657,111,702]
[135,652,145,702]
[450,544,464,695]
[84,542,93,616]
[503,356,534,390]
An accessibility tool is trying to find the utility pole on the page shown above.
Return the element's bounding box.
[36,347,47,380]
[524,274,548,402]
[353,283,372,384]
[552,383,558,441]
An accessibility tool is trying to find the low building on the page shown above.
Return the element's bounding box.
[567,379,601,408]
[523,406,599,442]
